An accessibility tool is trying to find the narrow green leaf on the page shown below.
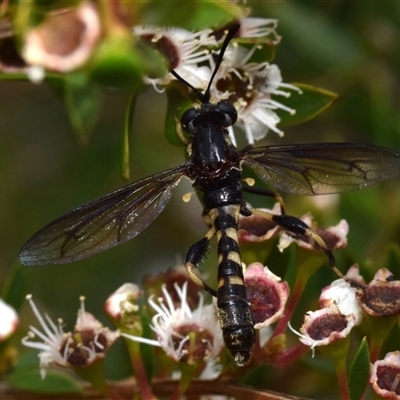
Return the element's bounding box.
[349,337,370,400]
[122,91,137,181]
[14,0,44,33]
[275,83,338,127]
[178,361,200,395]
[140,313,155,381]
[45,74,65,99]
[0,73,32,81]
[1,263,27,313]
[64,72,102,145]
[383,242,400,278]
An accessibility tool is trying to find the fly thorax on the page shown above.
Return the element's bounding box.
[190,125,231,171]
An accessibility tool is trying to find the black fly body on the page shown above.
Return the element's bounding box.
[19,25,400,366]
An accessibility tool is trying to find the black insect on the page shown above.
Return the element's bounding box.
[19,25,400,366]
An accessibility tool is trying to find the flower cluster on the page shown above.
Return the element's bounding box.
[286,264,400,399]
[292,265,400,352]
[19,256,400,398]
[0,1,299,145]
[134,19,299,145]
[117,263,290,373]
[6,3,399,399]
[291,265,363,354]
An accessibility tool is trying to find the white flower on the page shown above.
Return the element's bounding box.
[244,262,289,329]
[319,278,363,325]
[210,44,300,145]
[356,267,400,317]
[22,295,118,379]
[133,26,216,92]
[290,307,356,356]
[290,268,363,356]
[370,351,400,399]
[237,18,281,43]
[104,283,141,321]
[0,298,18,340]
[22,1,101,73]
[122,282,223,368]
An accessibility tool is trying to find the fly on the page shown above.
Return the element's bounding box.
[19,25,400,366]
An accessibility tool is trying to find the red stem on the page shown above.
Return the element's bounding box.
[335,362,350,400]
[273,277,305,337]
[131,355,156,400]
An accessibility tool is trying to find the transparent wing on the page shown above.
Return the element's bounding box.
[19,165,187,266]
[243,143,400,195]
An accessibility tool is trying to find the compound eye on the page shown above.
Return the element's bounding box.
[216,101,237,126]
[181,108,198,133]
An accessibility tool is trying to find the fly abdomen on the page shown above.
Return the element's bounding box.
[218,297,256,367]
[209,205,255,366]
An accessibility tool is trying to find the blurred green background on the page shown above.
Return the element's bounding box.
[1,1,400,398]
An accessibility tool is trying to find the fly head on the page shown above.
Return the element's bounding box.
[181,101,237,136]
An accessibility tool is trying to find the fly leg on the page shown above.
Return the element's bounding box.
[243,186,286,215]
[185,226,217,297]
[201,209,213,228]
[250,208,348,282]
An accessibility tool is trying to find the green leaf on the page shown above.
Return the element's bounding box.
[187,1,245,30]
[121,91,137,181]
[275,83,338,127]
[12,350,40,372]
[8,351,81,394]
[64,72,102,145]
[140,0,245,31]
[8,369,81,394]
[348,337,370,400]
[89,36,165,88]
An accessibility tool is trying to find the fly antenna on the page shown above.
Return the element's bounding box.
[203,23,240,102]
[170,23,240,104]
[169,69,201,96]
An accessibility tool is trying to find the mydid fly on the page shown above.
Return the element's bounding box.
[19,25,400,366]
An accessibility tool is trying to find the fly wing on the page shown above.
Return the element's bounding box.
[243,143,400,195]
[19,165,187,266]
